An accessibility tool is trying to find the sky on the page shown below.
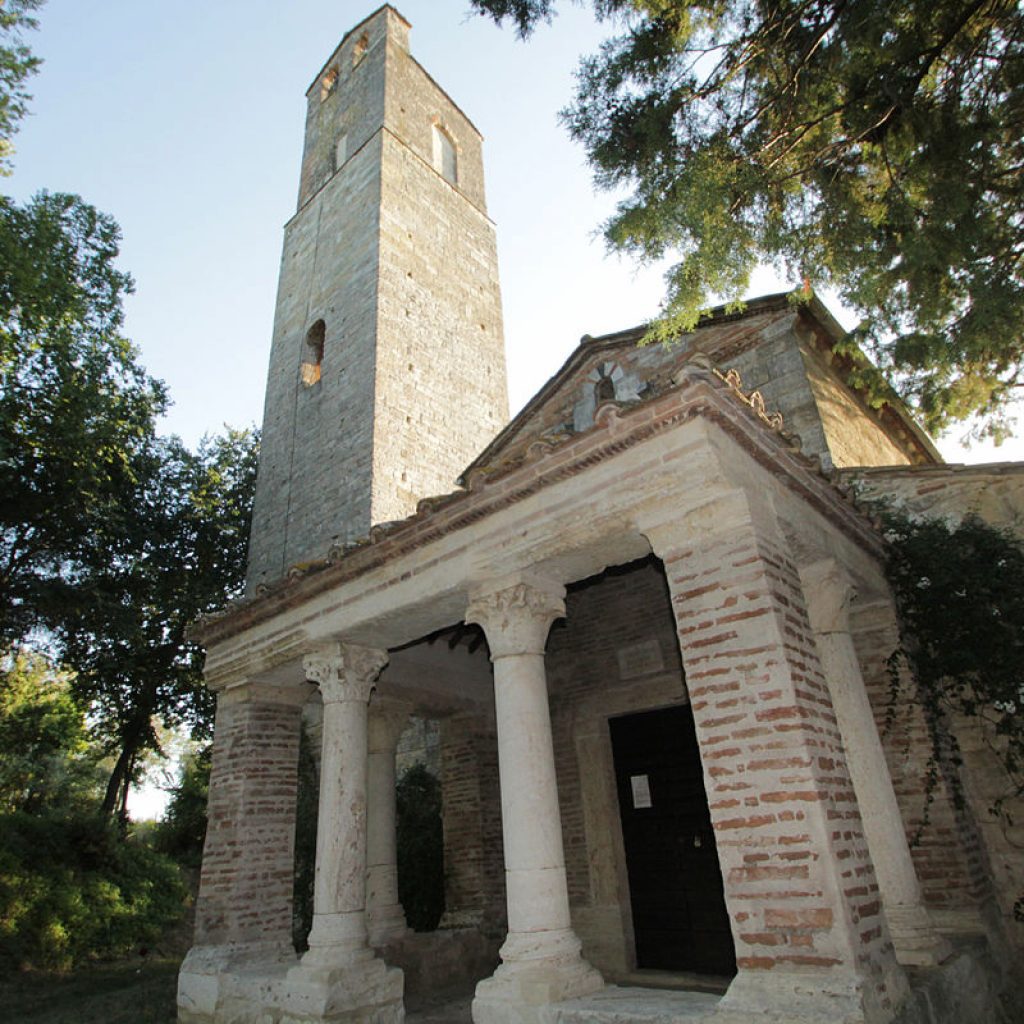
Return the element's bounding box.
[10,0,1023,465]
[7,1,1022,815]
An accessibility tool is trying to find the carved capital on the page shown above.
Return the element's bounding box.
[799,559,855,636]
[466,579,566,659]
[302,641,389,705]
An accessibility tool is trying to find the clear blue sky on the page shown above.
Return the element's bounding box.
[7,0,1018,462]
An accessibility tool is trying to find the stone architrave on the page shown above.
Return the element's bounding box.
[366,698,412,947]
[642,492,909,1024]
[799,560,951,967]
[466,578,603,1024]
[284,641,403,1023]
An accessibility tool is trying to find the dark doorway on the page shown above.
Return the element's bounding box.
[609,705,736,975]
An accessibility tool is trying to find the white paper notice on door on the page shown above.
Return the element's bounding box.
[630,774,652,809]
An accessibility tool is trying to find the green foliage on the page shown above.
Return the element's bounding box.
[0,181,259,817]
[0,0,42,173]
[292,725,319,952]
[396,763,444,932]
[153,744,211,868]
[884,511,1024,797]
[55,426,259,817]
[0,190,166,647]
[0,809,186,970]
[0,651,99,813]
[470,0,1024,440]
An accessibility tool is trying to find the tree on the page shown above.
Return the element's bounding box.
[470,0,1024,440]
[0,0,42,173]
[0,190,167,646]
[0,650,98,813]
[56,427,259,819]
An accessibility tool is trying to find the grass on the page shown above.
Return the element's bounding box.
[0,956,181,1024]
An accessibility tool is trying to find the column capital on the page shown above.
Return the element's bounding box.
[466,576,566,659]
[303,641,389,705]
[799,558,856,636]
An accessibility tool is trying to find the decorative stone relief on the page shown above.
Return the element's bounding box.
[466,580,566,658]
[303,642,389,704]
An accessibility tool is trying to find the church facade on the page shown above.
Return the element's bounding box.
[177,7,1023,1023]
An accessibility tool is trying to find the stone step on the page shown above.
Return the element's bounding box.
[541,986,722,1024]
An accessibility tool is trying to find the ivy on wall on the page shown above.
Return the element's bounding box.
[883,511,1024,917]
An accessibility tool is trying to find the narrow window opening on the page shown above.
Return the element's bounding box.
[301,320,326,387]
[353,33,368,66]
[432,125,457,186]
[595,374,616,403]
[335,133,348,170]
[320,68,338,102]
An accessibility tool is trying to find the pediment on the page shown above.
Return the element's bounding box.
[461,295,799,484]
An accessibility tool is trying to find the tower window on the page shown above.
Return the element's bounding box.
[335,133,348,170]
[353,33,368,66]
[432,125,457,186]
[301,320,325,387]
[320,68,338,101]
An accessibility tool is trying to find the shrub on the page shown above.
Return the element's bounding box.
[0,809,186,970]
[396,763,444,932]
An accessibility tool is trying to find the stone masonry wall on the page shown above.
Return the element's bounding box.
[475,303,921,490]
[373,122,507,525]
[246,133,383,590]
[246,9,507,590]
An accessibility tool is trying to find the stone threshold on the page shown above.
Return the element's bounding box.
[541,986,722,1024]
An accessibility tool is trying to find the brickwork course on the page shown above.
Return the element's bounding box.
[179,6,1022,1024]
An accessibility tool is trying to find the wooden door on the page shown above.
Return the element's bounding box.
[609,705,735,975]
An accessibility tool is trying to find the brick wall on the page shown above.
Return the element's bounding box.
[851,608,993,927]
[194,689,303,949]
[439,714,506,939]
[654,514,903,1016]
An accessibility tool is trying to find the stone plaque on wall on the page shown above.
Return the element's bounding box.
[616,638,664,680]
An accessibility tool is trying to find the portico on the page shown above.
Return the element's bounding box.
[178,360,937,1024]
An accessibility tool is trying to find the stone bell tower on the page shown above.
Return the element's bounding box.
[246,5,509,592]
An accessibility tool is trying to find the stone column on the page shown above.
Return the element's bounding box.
[366,699,412,948]
[466,578,603,1023]
[642,491,908,1024]
[285,641,403,1023]
[800,560,951,967]
[177,678,309,1023]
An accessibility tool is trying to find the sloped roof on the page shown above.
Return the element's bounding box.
[463,292,939,483]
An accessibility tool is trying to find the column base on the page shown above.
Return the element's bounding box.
[472,933,603,1024]
[284,954,404,1023]
[367,903,410,948]
[177,941,296,1023]
[887,904,953,967]
[710,966,907,1024]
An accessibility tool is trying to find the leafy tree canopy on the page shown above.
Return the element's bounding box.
[470,0,1024,441]
[0,650,99,814]
[56,427,259,818]
[0,190,167,646]
[0,0,41,173]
